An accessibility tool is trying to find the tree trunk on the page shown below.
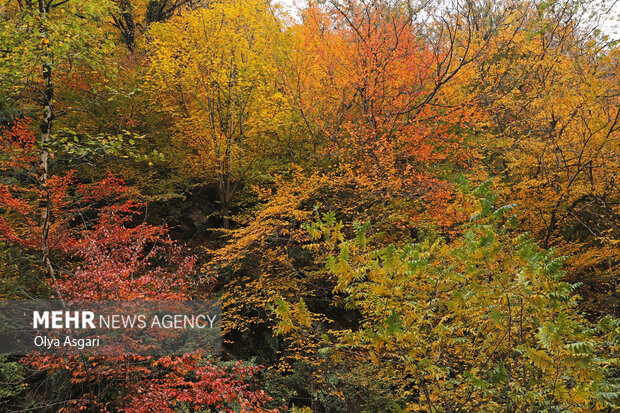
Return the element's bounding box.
[40,62,56,284]
[38,0,59,293]
[114,0,137,50]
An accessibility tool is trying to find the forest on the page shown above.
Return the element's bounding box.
[0,0,618,411]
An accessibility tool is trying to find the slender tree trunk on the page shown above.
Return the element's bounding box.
[40,62,57,285]
[114,0,136,50]
[218,141,233,230]
[38,0,60,294]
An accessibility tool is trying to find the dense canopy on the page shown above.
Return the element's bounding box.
[0,0,618,411]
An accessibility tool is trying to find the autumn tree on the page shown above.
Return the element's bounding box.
[146,0,292,229]
[287,0,491,200]
[0,0,116,282]
[469,0,620,315]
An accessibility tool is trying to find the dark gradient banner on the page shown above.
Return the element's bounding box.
[0,300,221,356]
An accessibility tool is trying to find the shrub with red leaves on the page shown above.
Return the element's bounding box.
[0,120,278,412]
